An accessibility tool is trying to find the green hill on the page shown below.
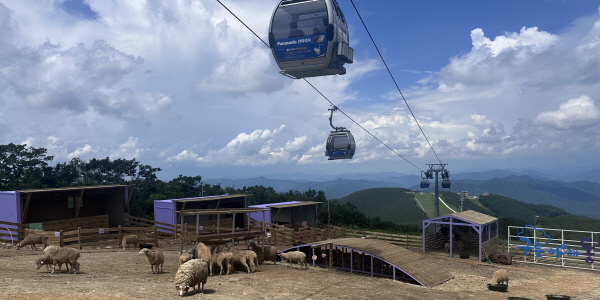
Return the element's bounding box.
[335,188,599,232]
[335,188,427,225]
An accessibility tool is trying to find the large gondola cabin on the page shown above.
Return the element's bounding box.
[269,0,353,79]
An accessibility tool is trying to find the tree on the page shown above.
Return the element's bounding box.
[0,143,54,190]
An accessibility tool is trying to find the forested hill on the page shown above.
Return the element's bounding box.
[336,188,600,232]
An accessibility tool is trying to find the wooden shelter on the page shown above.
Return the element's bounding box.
[175,207,270,254]
[422,210,499,262]
[248,201,321,228]
[282,237,454,287]
[0,185,135,228]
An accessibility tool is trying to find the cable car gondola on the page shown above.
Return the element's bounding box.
[325,106,355,160]
[269,0,354,79]
[420,171,431,188]
[441,170,451,188]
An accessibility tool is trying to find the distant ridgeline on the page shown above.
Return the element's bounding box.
[335,188,600,234]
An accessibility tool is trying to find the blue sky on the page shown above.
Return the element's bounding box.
[1,0,600,180]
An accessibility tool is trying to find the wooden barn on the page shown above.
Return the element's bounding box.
[248,201,321,228]
[0,185,135,230]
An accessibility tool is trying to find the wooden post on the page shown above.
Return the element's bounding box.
[77,227,82,250]
[154,226,158,248]
[59,230,64,247]
[118,225,122,247]
[329,243,333,269]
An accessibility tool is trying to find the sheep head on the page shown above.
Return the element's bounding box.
[139,248,150,256]
[176,284,190,296]
[35,254,51,269]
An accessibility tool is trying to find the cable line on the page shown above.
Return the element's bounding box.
[215,0,426,172]
[349,0,442,164]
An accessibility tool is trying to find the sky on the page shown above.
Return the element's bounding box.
[1,0,600,180]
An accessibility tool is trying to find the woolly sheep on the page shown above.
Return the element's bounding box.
[195,242,212,262]
[209,251,233,276]
[16,233,48,251]
[36,246,81,274]
[139,248,164,274]
[121,234,139,250]
[179,250,193,266]
[175,259,209,296]
[279,251,308,269]
[492,269,509,285]
[226,245,258,274]
[248,240,278,265]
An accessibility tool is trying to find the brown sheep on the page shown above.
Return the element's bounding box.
[16,233,48,251]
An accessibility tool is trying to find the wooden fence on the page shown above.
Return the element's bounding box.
[0,220,25,244]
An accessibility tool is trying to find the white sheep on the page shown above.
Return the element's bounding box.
[121,234,139,250]
[492,269,509,285]
[248,240,278,265]
[209,251,233,276]
[139,248,164,274]
[179,250,194,266]
[175,259,209,296]
[279,251,308,269]
[16,233,48,251]
[36,246,81,274]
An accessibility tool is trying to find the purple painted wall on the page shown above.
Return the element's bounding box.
[248,203,273,223]
[0,192,21,243]
[154,200,176,225]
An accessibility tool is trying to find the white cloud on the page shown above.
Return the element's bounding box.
[68,144,94,159]
[535,95,600,130]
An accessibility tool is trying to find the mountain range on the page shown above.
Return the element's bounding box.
[205,169,600,219]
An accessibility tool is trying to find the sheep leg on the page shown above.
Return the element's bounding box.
[242,261,251,274]
[218,261,224,275]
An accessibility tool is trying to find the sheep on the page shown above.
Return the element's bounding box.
[40,245,66,272]
[209,251,233,276]
[195,242,212,262]
[121,234,139,250]
[226,244,258,274]
[36,246,81,274]
[444,242,450,252]
[279,251,308,269]
[248,240,278,265]
[16,233,48,251]
[175,259,209,296]
[454,240,464,252]
[179,250,194,266]
[492,269,509,285]
[139,248,164,274]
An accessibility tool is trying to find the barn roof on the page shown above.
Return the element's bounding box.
[168,194,249,203]
[249,201,322,209]
[14,185,133,193]
[426,210,497,225]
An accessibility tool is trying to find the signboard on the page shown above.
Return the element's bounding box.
[274,34,328,62]
[28,223,43,230]
[508,225,600,271]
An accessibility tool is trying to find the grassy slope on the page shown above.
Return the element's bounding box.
[335,188,600,232]
[335,188,428,225]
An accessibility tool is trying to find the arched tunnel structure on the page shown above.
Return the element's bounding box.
[279,238,453,287]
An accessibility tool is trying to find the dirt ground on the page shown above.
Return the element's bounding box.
[2,241,600,300]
